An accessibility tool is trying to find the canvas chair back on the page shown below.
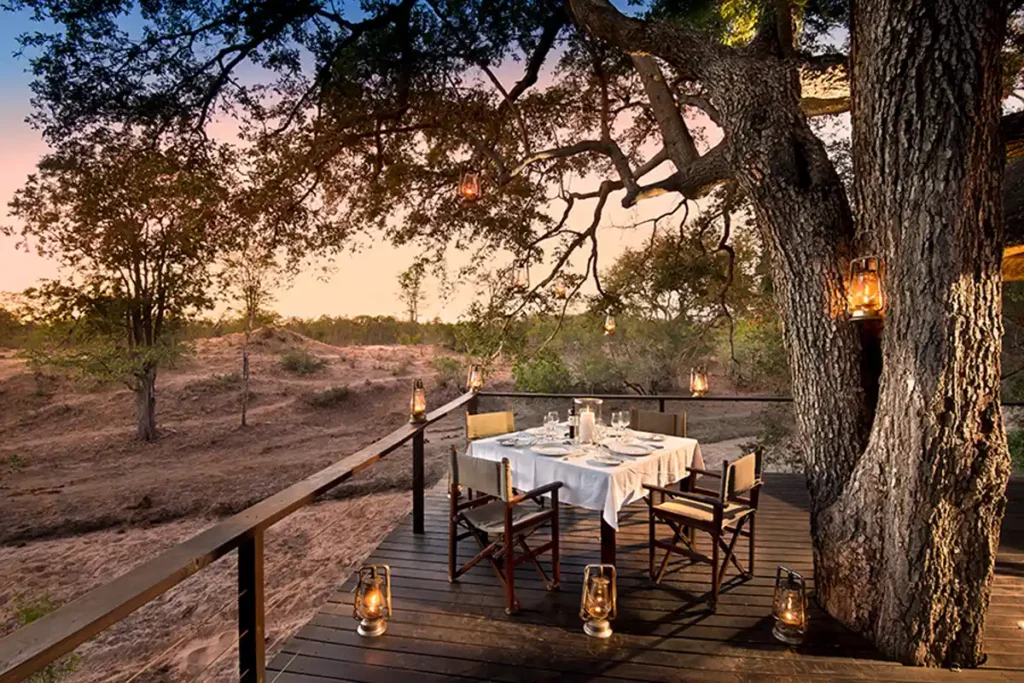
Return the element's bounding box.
[721,452,761,502]
[449,450,513,502]
[466,410,515,440]
[629,408,686,437]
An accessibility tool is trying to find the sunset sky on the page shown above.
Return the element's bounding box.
[0,8,707,322]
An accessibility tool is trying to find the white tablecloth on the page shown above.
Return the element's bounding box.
[467,432,704,530]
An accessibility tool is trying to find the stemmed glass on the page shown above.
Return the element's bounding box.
[544,411,560,437]
[612,411,628,437]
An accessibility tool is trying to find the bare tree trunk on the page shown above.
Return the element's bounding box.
[811,0,1012,666]
[241,324,251,427]
[135,366,157,441]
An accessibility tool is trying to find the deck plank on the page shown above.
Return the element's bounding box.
[269,473,1024,682]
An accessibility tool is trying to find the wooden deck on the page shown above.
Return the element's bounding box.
[268,474,1024,682]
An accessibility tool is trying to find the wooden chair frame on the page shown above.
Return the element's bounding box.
[447,450,563,615]
[644,453,762,610]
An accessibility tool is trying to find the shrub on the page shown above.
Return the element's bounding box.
[302,385,351,407]
[432,356,463,387]
[513,352,573,393]
[14,596,80,682]
[1008,429,1024,474]
[280,349,327,375]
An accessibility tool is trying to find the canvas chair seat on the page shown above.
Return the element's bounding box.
[463,500,550,535]
[654,498,753,526]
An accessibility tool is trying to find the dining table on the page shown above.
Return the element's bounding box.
[466,425,705,565]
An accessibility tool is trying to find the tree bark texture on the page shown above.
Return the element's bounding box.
[569,0,1013,667]
[811,0,1011,666]
[135,366,158,442]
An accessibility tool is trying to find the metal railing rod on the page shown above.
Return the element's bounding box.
[476,391,795,402]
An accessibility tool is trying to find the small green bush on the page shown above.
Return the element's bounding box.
[512,352,572,393]
[432,356,463,387]
[14,596,80,682]
[281,349,327,375]
[302,385,350,407]
[1008,429,1024,474]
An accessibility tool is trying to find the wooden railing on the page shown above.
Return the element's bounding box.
[0,391,477,683]
[3,387,1020,681]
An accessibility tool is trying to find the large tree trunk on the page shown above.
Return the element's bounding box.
[810,0,1012,666]
[135,366,158,442]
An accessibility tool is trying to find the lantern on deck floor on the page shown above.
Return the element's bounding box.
[690,366,709,398]
[458,171,481,202]
[603,314,616,336]
[581,564,617,638]
[353,564,392,637]
[847,256,885,320]
[409,378,427,423]
[466,364,484,392]
[772,565,808,645]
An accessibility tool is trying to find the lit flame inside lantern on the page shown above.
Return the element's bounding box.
[847,256,885,319]
[581,564,617,638]
[772,566,807,645]
[690,367,708,397]
[354,565,392,637]
[459,171,481,201]
[466,364,484,392]
[554,279,567,298]
[410,379,427,422]
[604,315,616,336]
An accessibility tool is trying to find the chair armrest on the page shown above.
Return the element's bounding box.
[644,484,723,507]
[509,481,563,506]
[687,467,722,479]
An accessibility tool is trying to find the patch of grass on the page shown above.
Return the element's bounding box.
[391,359,412,376]
[7,453,26,474]
[1008,429,1024,474]
[14,595,81,682]
[432,356,463,388]
[186,372,241,393]
[281,349,327,376]
[302,385,351,408]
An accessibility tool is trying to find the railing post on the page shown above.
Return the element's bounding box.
[659,398,666,413]
[467,393,479,415]
[413,430,425,535]
[238,531,265,683]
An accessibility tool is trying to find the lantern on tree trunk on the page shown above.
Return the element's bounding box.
[847,256,885,320]
[580,564,617,638]
[353,564,392,637]
[603,315,616,336]
[772,565,807,645]
[690,367,709,397]
[554,279,568,298]
[409,379,427,423]
[458,171,481,201]
[466,364,484,392]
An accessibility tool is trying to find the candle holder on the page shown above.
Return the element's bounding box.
[353,565,392,637]
[573,397,603,445]
[690,367,709,398]
[604,314,616,336]
[581,564,617,638]
[847,256,885,320]
[772,565,807,645]
[466,364,484,392]
[458,171,481,202]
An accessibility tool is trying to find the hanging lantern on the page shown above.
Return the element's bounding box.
[603,314,616,336]
[772,566,807,645]
[466,364,484,392]
[847,256,885,320]
[409,378,427,423]
[458,171,481,202]
[353,564,392,637]
[554,279,568,299]
[513,266,529,291]
[580,564,617,638]
[690,366,709,397]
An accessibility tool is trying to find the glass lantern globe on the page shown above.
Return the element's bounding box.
[580,564,617,638]
[772,565,807,645]
[353,565,392,637]
[848,256,885,320]
[409,379,427,423]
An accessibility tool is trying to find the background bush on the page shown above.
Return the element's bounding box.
[280,349,327,375]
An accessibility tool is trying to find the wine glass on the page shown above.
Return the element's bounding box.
[612,411,627,437]
[544,411,560,437]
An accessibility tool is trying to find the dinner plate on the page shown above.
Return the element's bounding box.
[498,435,536,448]
[531,443,575,456]
[604,441,654,456]
[639,433,666,442]
[588,455,622,467]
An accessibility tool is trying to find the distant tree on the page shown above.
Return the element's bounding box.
[397,262,428,323]
[220,242,284,426]
[5,130,229,440]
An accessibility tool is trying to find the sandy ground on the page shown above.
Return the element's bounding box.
[0,328,775,681]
